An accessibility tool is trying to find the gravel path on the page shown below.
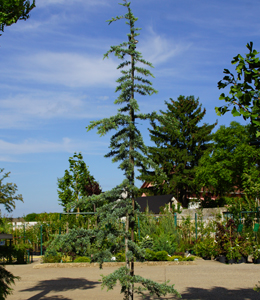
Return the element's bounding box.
[6,257,260,300]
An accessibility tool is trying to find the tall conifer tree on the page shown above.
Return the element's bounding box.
[84,1,179,299]
[139,96,217,207]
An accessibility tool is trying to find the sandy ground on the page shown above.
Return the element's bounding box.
[5,257,260,300]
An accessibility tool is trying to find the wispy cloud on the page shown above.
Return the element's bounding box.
[37,0,109,8]
[139,27,191,66]
[4,51,119,88]
[0,91,116,129]
[0,137,108,158]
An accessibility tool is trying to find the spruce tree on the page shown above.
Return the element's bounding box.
[83,1,179,299]
[139,95,217,207]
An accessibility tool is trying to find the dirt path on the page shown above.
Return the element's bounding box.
[6,258,260,300]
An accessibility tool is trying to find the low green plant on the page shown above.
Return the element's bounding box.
[167,255,183,261]
[167,255,195,262]
[155,251,168,261]
[115,252,126,262]
[139,235,154,250]
[74,256,91,263]
[194,238,217,259]
[42,254,62,263]
[185,256,195,261]
[252,244,260,260]
[153,234,177,255]
[144,249,156,261]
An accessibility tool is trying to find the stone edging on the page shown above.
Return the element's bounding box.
[33,260,196,269]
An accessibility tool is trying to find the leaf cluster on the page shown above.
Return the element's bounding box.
[0,265,20,300]
[0,168,23,213]
[216,42,260,134]
[57,152,101,212]
[0,0,35,33]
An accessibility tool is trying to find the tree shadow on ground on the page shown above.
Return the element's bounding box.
[140,286,259,300]
[21,277,100,300]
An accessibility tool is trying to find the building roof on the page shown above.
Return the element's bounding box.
[0,233,13,239]
[135,194,174,214]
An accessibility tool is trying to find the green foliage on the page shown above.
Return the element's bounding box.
[57,152,101,212]
[0,168,23,212]
[0,265,20,300]
[225,196,259,228]
[0,214,11,234]
[23,213,38,222]
[42,254,62,264]
[139,95,216,207]
[167,255,195,261]
[84,1,179,298]
[139,235,153,249]
[144,249,156,261]
[195,122,260,204]
[154,251,168,261]
[153,234,177,255]
[138,212,179,255]
[0,0,35,34]
[216,42,260,134]
[101,266,181,299]
[194,238,217,258]
[74,256,91,263]
[115,252,126,262]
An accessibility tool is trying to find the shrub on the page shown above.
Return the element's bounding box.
[74,256,91,263]
[145,249,156,261]
[167,255,194,261]
[139,235,154,249]
[115,252,126,262]
[153,234,177,255]
[155,251,168,261]
[185,256,195,261]
[168,255,183,261]
[42,254,62,263]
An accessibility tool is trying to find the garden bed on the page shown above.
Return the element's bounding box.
[33,260,196,269]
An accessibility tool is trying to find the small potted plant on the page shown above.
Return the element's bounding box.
[252,244,260,264]
[237,237,252,264]
[225,245,236,264]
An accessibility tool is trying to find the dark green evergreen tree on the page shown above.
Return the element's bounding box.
[139,96,217,207]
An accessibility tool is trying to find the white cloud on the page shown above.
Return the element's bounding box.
[6,51,119,88]
[37,0,109,7]
[139,27,191,66]
[0,137,108,157]
[0,91,116,129]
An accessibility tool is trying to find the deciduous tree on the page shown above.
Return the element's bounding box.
[195,121,260,205]
[0,168,23,213]
[57,152,101,213]
[216,42,260,135]
[0,0,35,34]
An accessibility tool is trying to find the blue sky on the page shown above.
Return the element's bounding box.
[1,0,259,217]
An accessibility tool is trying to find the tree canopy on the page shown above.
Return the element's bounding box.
[57,152,101,213]
[139,96,217,207]
[195,121,260,205]
[0,168,23,213]
[216,42,260,135]
[0,0,35,34]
